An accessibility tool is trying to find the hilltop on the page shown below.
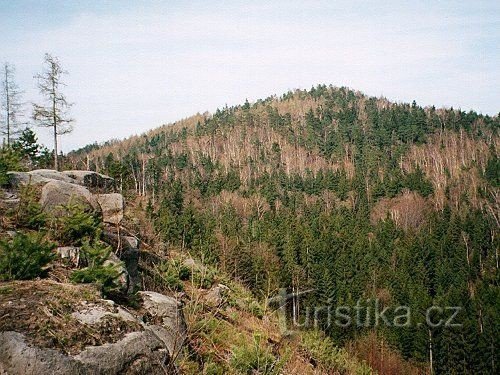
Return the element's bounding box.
[1,85,498,374]
[65,85,499,374]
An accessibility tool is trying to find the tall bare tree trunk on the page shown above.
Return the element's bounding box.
[53,124,58,170]
[52,72,58,170]
[5,67,10,146]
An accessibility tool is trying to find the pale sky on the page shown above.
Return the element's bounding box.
[1,0,498,151]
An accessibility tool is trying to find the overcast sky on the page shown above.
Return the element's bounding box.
[1,0,498,151]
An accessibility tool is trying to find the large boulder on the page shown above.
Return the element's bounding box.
[71,301,137,326]
[138,291,187,357]
[103,230,139,251]
[0,332,85,375]
[40,180,101,214]
[0,331,171,375]
[103,252,129,293]
[74,330,169,374]
[102,230,141,294]
[56,246,81,266]
[7,170,74,187]
[121,247,140,294]
[7,169,119,219]
[204,284,230,307]
[97,193,124,225]
[54,246,130,293]
[0,281,182,374]
[7,170,115,194]
[62,171,115,193]
[0,190,19,211]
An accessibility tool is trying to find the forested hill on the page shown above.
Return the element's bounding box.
[69,85,499,374]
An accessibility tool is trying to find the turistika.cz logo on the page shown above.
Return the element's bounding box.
[267,289,462,333]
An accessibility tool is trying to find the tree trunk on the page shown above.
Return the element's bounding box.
[5,67,10,146]
[53,123,58,171]
[52,74,58,171]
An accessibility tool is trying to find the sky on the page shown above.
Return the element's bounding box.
[1,0,498,152]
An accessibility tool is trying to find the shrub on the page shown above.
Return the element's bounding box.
[230,334,283,375]
[50,203,101,245]
[71,266,121,294]
[155,260,186,292]
[178,263,191,281]
[0,160,8,187]
[70,239,122,297]
[13,185,46,229]
[192,266,215,289]
[0,233,55,280]
[0,147,22,187]
[162,269,184,291]
[247,300,264,319]
[301,331,372,375]
[168,258,192,281]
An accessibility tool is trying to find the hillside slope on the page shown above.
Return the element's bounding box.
[0,168,383,374]
[68,85,499,374]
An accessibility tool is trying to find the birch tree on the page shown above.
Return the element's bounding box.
[33,53,74,170]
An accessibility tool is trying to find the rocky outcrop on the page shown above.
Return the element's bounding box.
[102,229,141,294]
[70,295,187,359]
[0,170,187,374]
[62,171,115,193]
[0,331,171,375]
[7,169,125,223]
[97,193,124,225]
[7,169,75,186]
[121,246,140,294]
[0,190,19,211]
[103,230,139,251]
[0,332,86,375]
[40,180,101,214]
[71,301,137,326]
[138,291,187,357]
[204,284,230,306]
[74,330,169,374]
[7,169,115,193]
[0,281,186,375]
[56,246,81,266]
[104,252,129,293]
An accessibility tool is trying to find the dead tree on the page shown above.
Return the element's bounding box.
[33,53,74,170]
[1,62,25,146]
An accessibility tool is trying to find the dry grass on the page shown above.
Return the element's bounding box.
[176,264,357,374]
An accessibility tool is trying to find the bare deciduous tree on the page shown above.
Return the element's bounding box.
[1,62,25,146]
[33,53,74,170]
